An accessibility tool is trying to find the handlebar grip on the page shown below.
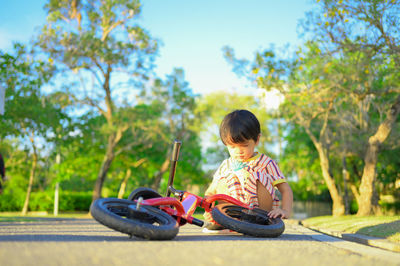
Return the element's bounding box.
[190,217,204,227]
[171,140,182,161]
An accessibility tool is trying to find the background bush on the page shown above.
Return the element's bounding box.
[0,190,92,212]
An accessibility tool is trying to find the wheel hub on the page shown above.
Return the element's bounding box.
[127,205,157,223]
[239,209,271,225]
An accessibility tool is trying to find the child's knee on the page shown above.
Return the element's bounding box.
[256,180,273,211]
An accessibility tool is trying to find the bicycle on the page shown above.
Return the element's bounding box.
[90,140,285,240]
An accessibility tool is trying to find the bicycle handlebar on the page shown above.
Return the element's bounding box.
[166,140,182,197]
[171,140,181,161]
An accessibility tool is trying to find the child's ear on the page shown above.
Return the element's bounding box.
[256,134,261,145]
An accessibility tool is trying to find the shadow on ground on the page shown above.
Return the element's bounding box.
[356,220,400,240]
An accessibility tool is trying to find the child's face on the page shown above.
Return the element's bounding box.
[226,139,259,162]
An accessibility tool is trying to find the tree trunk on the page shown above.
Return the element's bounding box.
[118,168,131,199]
[357,139,379,216]
[342,155,350,214]
[92,134,116,201]
[357,95,400,216]
[117,159,146,198]
[91,66,119,202]
[350,184,360,206]
[299,103,345,216]
[22,145,38,215]
[151,157,170,191]
[315,142,345,216]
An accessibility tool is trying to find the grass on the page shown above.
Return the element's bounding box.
[302,215,400,243]
[0,211,91,222]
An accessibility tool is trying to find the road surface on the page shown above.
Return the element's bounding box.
[0,218,399,266]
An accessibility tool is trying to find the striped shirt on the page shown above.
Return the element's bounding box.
[205,152,286,209]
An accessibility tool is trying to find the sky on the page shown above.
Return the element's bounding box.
[0,0,314,96]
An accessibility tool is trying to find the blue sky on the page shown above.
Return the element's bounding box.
[0,0,314,95]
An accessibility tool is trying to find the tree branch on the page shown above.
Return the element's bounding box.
[101,20,124,41]
[320,100,333,140]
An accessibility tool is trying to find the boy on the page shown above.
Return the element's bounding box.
[204,109,293,229]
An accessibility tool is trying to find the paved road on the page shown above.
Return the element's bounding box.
[0,218,399,266]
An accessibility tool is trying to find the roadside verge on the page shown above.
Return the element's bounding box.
[298,219,400,253]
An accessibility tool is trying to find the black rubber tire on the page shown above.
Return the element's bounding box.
[90,198,179,240]
[211,204,285,237]
[127,187,162,201]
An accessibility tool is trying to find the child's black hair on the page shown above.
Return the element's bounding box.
[219,109,260,145]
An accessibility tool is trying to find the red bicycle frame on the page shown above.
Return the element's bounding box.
[134,140,251,227]
[137,191,249,227]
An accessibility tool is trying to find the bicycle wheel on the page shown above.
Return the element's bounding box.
[211,204,285,237]
[90,198,179,240]
[127,187,162,201]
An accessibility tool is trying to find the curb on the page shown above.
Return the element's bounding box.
[299,220,400,253]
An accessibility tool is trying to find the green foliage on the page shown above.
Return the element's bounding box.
[0,45,71,214]
[2,0,398,215]
[350,200,358,214]
[379,200,400,215]
[280,125,331,202]
[377,146,400,192]
[58,191,92,211]
[37,0,164,200]
[0,190,92,212]
[0,44,63,139]
[279,125,320,178]
[222,0,400,215]
[26,191,54,212]
[0,190,25,212]
[139,68,206,191]
[289,180,330,202]
[0,139,31,191]
[40,0,158,84]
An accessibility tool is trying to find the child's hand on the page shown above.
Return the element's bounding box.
[268,208,290,219]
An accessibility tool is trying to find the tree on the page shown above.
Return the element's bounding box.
[141,68,203,191]
[280,124,330,202]
[223,0,400,216]
[304,0,400,215]
[38,0,159,201]
[0,44,67,214]
[0,139,32,211]
[224,43,348,216]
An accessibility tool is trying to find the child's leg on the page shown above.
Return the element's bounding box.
[256,180,273,211]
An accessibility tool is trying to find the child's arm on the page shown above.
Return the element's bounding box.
[204,176,221,197]
[204,176,228,224]
[205,160,229,197]
[268,182,293,219]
